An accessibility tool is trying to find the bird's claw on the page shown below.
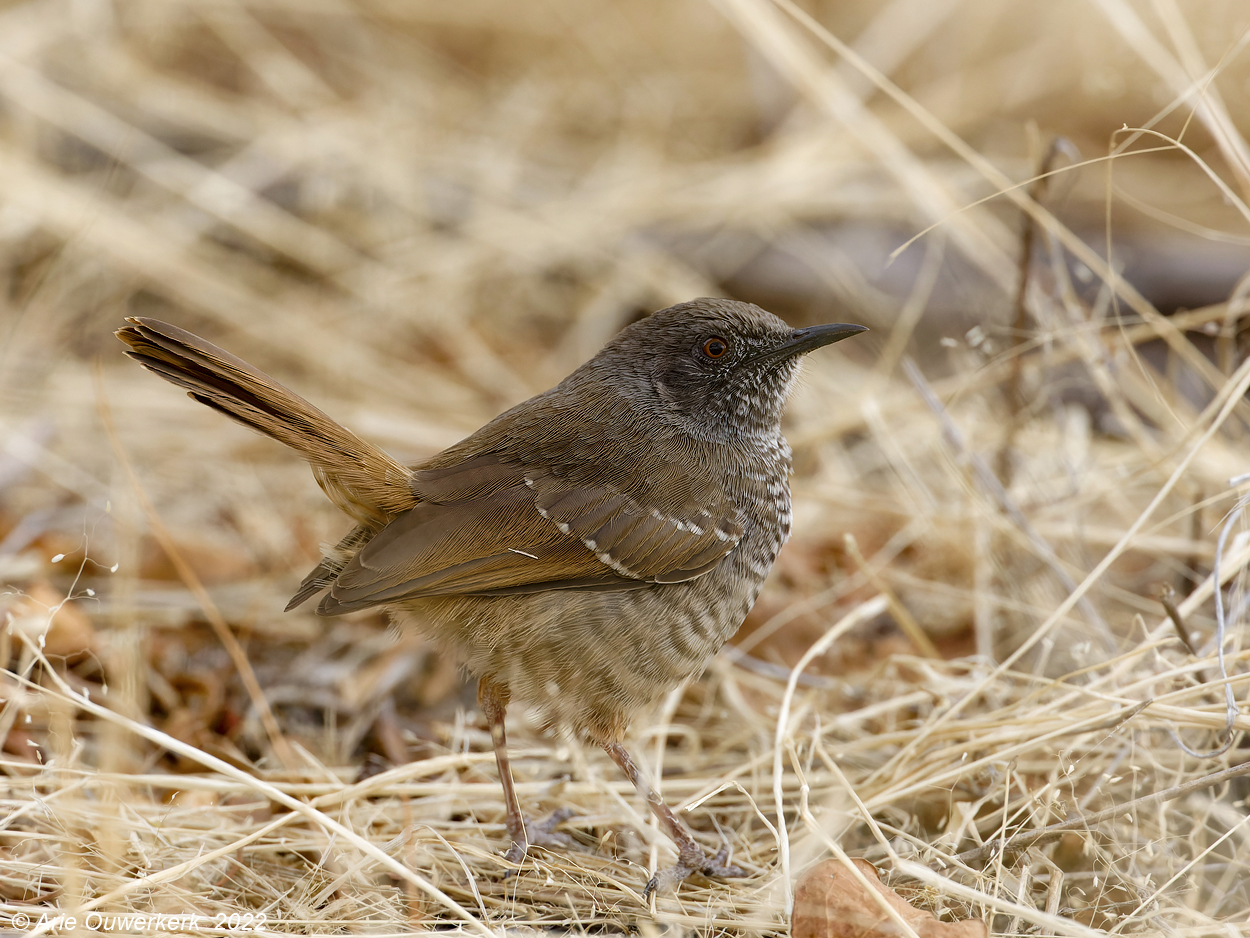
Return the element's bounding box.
[503,807,578,869]
[643,842,747,899]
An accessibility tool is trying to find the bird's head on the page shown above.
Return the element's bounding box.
[596,298,866,442]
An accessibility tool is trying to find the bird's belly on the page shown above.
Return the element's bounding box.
[395,557,768,741]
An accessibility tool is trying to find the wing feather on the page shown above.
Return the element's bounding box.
[318,457,745,614]
[530,472,743,578]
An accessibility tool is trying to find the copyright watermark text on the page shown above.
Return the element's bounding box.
[4,910,269,932]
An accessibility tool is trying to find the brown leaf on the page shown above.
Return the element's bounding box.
[2,727,39,762]
[792,859,986,938]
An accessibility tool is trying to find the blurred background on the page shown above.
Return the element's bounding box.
[2,0,1249,930]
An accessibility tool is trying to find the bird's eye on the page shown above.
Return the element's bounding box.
[701,336,730,359]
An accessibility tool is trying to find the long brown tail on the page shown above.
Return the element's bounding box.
[116,317,417,526]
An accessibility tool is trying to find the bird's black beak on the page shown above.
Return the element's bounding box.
[750,323,868,366]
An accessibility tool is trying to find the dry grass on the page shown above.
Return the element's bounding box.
[2,0,1250,934]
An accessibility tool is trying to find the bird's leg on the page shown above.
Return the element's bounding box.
[603,740,746,897]
[479,679,575,866]
[479,679,528,863]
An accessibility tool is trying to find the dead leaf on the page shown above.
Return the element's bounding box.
[792,859,986,938]
[2,727,40,762]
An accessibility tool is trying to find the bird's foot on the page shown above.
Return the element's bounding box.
[504,807,578,866]
[643,842,747,899]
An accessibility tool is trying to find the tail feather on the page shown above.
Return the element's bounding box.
[116,317,417,525]
[285,524,376,610]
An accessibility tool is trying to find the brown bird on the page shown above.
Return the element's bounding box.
[116,299,865,893]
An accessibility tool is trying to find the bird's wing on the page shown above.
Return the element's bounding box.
[318,455,743,614]
[524,469,744,583]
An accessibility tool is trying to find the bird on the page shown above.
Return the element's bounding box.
[116,298,866,894]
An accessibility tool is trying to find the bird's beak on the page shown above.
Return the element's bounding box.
[750,323,868,366]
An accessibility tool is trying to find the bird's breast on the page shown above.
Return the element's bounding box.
[725,434,793,589]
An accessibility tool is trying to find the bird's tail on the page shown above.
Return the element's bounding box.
[116,317,416,525]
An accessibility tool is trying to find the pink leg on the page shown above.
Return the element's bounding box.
[479,680,575,866]
[604,741,746,896]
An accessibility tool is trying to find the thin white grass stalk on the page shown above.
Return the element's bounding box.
[875,349,1250,781]
[1094,650,1250,704]
[10,635,496,937]
[773,594,888,910]
[0,417,113,510]
[72,762,738,802]
[1077,538,1250,699]
[0,52,373,282]
[69,813,298,921]
[793,298,1250,453]
[1109,127,1250,228]
[864,698,1159,808]
[816,745,895,857]
[1102,12,1250,188]
[1172,483,1247,757]
[1108,809,1250,934]
[0,777,88,831]
[421,826,490,921]
[1087,653,1250,709]
[767,0,1225,393]
[903,358,1112,646]
[875,231,946,378]
[1148,689,1250,731]
[1044,234,1179,447]
[0,147,397,397]
[895,859,1108,938]
[728,780,780,847]
[1092,0,1250,191]
[713,0,1017,287]
[891,143,1174,256]
[677,743,776,812]
[793,784,924,938]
